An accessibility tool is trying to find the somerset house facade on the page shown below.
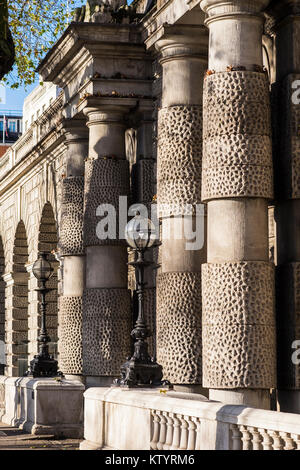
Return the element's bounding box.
[0,0,300,451]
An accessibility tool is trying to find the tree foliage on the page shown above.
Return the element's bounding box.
[4,0,79,88]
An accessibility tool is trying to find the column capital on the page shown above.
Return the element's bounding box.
[200,0,271,16]
[61,118,89,143]
[80,96,137,125]
[155,24,208,63]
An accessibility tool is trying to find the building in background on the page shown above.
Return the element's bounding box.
[0,111,22,156]
[22,81,60,132]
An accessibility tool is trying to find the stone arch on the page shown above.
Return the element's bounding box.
[12,220,29,376]
[0,237,5,374]
[38,202,59,359]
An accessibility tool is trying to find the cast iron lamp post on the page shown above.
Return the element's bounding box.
[114,215,169,388]
[25,251,62,378]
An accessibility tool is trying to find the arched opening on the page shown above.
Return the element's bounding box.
[12,221,29,376]
[0,237,5,374]
[38,202,59,359]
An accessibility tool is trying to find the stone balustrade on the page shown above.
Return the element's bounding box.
[80,387,300,450]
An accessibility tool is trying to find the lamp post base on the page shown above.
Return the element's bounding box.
[25,354,63,378]
[113,356,171,388]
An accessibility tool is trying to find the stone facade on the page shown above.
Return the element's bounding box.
[0,0,298,420]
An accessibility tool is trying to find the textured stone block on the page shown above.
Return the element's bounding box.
[202,71,273,200]
[84,158,129,247]
[203,71,271,139]
[60,176,84,256]
[202,261,276,389]
[82,288,131,376]
[156,272,202,384]
[157,105,202,217]
[59,296,83,375]
[203,324,276,389]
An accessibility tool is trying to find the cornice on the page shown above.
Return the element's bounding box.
[37,23,143,84]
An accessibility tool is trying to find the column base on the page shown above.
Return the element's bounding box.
[85,376,117,388]
[209,389,271,409]
[173,384,209,397]
[79,440,115,450]
[277,390,300,414]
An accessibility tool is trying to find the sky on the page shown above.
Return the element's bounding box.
[0,0,134,114]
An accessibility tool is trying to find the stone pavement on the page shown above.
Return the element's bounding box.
[0,422,81,450]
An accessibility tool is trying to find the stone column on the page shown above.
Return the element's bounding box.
[267,0,300,412]
[58,119,88,381]
[4,272,28,377]
[200,0,276,408]
[155,25,208,390]
[82,98,133,387]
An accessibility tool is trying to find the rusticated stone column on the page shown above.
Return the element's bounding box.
[82,98,134,386]
[155,25,208,389]
[267,0,300,412]
[200,0,276,408]
[58,119,88,380]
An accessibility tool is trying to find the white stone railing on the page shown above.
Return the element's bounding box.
[80,387,300,450]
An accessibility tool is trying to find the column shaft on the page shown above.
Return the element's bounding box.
[155,25,208,387]
[82,100,133,385]
[200,0,276,408]
[58,119,88,379]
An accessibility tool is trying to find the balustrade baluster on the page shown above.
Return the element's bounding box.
[291,434,300,450]
[157,412,167,450]
[150,410,160,450]
[192,417,201,450]
[248,427,263,450]
[280,432,296,450]
[258,428,273,450]
[187,416,196,450]
[240,425,253,450]
[230,424,242,450]
[170,414,181,450]
[269,431,284,450]
[163,412,174,450]
[179,415,189,450]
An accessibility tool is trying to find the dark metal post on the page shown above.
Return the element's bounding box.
[114,244,170,388]
[25,252,62,378]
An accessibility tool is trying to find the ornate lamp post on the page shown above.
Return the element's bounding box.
[25,252,62,378]
[114,215,170,388]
